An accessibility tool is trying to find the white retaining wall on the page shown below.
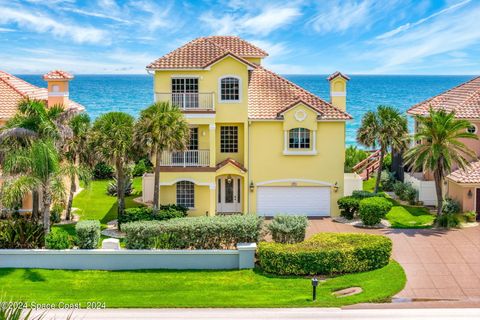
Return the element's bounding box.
[0,243,256,270]
[344,173,363,196]
[404,172,437,206]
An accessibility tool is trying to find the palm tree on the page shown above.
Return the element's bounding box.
[0,99,73,221]
[64,113,92,220]
[90,112,135,220]
[134,102,189,212]
[404,108,477,216]
[357,105,408,193]
[1,139,64,233]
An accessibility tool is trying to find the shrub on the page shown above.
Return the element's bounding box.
[442,197,461,214]
[107,176,133,196]
[118,206,188,224]
[359,197,393,226]
[93,162,114,179]
[50,204,63,224]
[160,204,188,215]
[337,196,360,220]
[45,228,72,249]
[380,170,396,192]
[132,159,153,177]
[351,190,384,199]
[75,220,101,249]
[267,215,308,244]
[257,232,392,275]
[464,211,477,222]
[0,219,44,249]
[393,182,417,204]
[123,215,263,250]
[393,181,407,199]
[436,213,461,228]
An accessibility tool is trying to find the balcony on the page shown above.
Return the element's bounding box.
[155,92,215,111]
[160,150,210,167]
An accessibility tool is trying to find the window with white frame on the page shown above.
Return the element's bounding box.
[176,181,194,208]
[219,76,240,102]
[289,128,310,149]
[220,126,238,153]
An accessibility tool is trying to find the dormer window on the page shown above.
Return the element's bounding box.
[219,76,241,102]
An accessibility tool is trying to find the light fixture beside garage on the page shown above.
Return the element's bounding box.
[333,182,339,193]
[249,181,255,192]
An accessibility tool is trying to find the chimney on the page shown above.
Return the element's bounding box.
[327,71,349,112]
[43,70,74,108]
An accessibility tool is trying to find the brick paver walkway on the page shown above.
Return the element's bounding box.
[307,218,480,304]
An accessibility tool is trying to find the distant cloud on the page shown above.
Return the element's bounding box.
[0,27,15,32]
[375,0,471,40]
[60,7,131,24]
[201,3,302,36]
[0,5,109,44]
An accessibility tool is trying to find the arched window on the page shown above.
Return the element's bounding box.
[219,76,240,102]
[176,181,194,208]
[289,128,310,149]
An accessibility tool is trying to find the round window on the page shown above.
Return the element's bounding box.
[467,125,477,134]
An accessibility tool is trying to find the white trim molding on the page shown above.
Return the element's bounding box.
[218,75,242,103]
[184,113,215,119]
[256,179,333,187]
[330,91,346,97]
[283,150,318,155]
[48,92,69,97]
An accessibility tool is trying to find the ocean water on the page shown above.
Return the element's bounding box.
[19,74,474,145]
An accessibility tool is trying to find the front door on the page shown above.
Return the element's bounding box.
[217,176,242,213]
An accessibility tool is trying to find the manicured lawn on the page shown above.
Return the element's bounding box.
[72,177,143,224]
[363,178,376,192]
[0,261,405,308]
[386,199,435,228]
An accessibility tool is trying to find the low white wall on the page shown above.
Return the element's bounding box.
[344,173,363,196]
[142,173,154,203]
[0,243,256,270]
[404,172,437,206]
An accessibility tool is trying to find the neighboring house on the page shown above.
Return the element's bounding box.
[0,70,84,211]
[143,36,352,217]
[406,76,480,212]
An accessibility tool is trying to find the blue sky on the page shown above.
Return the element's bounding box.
[0,0,479,75]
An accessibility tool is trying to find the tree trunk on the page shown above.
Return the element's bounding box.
[153,148,161,213]
[32,189,39,221]
[65,172,76,221]
[42,183,52,234]
[116,158,125,226]
[374,148,385,193]
[434,170,443,217]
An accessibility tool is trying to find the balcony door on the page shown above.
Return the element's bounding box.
[172,78,199,109]
[217,176,242,213]
[172,128,198,165]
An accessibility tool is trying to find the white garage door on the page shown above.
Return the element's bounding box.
[257,186,330,216]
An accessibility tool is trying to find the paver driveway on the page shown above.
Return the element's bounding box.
[306,219,480,303]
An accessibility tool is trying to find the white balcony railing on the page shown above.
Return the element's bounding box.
[160,150,210,167]
[155,93,214,111]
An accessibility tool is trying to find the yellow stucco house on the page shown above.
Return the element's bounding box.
[142,36,352,217]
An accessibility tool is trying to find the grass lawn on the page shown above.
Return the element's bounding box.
[0,261,405,308]
[71,177,143,224]
[386,199,435,228]
[363,178,377,193]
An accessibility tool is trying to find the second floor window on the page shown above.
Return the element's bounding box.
[220,126,238,153]
[289,128,310,149]
[220,77,240,102]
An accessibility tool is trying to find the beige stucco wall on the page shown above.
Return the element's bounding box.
[447,180,475,212]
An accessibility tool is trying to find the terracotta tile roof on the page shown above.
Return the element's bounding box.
[448,160,480,184]
[248,67,352,120]
[146,36,263,70]
[216,158,247,172]
[327,71,350,81]
[407,76,480,119]
[43,70,74,80]
[0,71,84,119]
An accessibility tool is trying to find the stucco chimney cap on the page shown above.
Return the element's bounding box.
[43,70,74,81]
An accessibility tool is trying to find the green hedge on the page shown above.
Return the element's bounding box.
[75,220,100,249]
[337,196,360,220]
[0,219,44,249]
[267,215,308,244]
[123,215,263,249]
[118,206,187,224]
[359,197,393,226]
[257,232,392,275]
[45,228,72,249]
